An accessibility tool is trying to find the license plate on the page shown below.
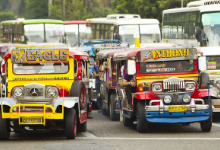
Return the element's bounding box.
[23,118,41,123]
[168,106,187,112]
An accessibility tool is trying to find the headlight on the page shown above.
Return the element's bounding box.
[46,86,58,98]
[163,95,172,104]
[152,83,162,92]
[182,94,191,103]
[186,82,195,91]
[13,87,24,98]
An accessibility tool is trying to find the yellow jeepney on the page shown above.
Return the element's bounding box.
[0,47,88,140]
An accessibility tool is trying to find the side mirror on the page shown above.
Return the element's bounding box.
[198,56,207,71]
[127,60,136,75]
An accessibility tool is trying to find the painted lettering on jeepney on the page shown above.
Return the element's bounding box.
[12,49,69,63]
[143,49,189,61]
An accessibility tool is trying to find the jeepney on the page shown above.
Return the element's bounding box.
[198,47,220,113]
[96,48,130,120]
[0,47,88,140]
[113,47,212,132]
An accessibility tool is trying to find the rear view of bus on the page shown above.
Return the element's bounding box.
[162,0,220,47]
[86,14,161,45]
[1,19,65,44]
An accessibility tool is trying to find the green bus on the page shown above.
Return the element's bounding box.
[1,19,65,44]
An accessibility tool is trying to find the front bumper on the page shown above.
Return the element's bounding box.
[1,97,79,126]
[145,98,210,123]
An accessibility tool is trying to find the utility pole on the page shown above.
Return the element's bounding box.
[48,0,53,17]
[181,0,183,8]
[63,0,65,20]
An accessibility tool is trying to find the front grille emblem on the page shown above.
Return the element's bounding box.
[30,88,39,96]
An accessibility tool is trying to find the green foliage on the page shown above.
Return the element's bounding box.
[25,0,48,19]
[112,0,197,23]
[0,11,15,22]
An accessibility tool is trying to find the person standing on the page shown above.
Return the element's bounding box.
[92,56,104,111]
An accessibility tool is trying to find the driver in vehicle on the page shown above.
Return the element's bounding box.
[122,73,136,109]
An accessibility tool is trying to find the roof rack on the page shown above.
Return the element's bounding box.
[106,14,141,19]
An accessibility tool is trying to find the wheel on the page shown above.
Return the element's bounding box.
[70,81,87,110]
[13,120,23,133]
[109,94,120,121]
[123,116,133,127]
[65,108,77,139]
[199,72,209,89]
[137,101,148,133]
[0,110,10,140]
[200,112,212,132]
[78,121,87,132]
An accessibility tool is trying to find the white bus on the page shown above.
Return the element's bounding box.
[85,14,161,45]
[162,0,220,47]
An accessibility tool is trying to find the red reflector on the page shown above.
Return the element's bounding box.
[4,53,11,62]
[2,64,5,73]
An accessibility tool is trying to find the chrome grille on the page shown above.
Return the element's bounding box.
[163,81,185,92]
[17,98,53,105]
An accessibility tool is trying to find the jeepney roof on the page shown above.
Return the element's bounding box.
[27,43,68,48]
[64,20,86,25]
[113,45,180,58]
[96,48,128,58]
[81,39,121,47]
[69,49,90,60]
[196,47,220,56]
[130,43,178,48]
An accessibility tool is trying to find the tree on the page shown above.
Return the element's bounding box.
[0,11,15,22]
[25,0,48,19]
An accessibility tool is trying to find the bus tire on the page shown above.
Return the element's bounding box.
[137,101,148,133]
[0,110,10,140]
[199,72,209,89]
[109,94,120,121]
[65,108,77,139]
[70,81,87,110]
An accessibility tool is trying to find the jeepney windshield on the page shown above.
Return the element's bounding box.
[119,24,161,44]
[139,60,194,74]
[206,56,220,70]
[24,24,64,43]
[202,12,220,46]
[13,63,69,75]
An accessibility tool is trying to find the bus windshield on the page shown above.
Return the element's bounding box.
[119,24,161,44]
[13,63,69,75]
[24,24,64,44]
[64,24,87,47]
[202,12,220,46]
[206,56,220,70]
[139,60,194,74]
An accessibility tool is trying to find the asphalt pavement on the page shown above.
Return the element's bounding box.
[1,110,220,150]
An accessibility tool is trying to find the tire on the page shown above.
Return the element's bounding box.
[199,72,209,89]
[137,101,148,133]
[70,81,87,110]
[0,110,10,140]
[101,100,108,116]
[200,109,212,132]
[109,94,120,121]
[123,116,133,127]
[65,108,77,139]
[78,121,87,132]
[13,120,23,133]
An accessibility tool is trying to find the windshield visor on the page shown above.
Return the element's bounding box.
[202,12,220,46]
[139,60,194,74]
[13,63,69,75]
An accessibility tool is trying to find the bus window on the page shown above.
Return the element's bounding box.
[140,24,161,43]
[119,25,139,44]
[45,24,64,43]
[24,24,44,43]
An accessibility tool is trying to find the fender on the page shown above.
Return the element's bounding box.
[134,91,159,100]
[0,98,16,108]
[191,89,211,99]
[53,97,79,110]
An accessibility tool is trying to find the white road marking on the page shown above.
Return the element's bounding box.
[77,137,220,140]
[81,131,98,139]
[212,123,220,128]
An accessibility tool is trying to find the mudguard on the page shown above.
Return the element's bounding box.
[191,89,211,99]
[0,98,16,107]
[54,97,79,110]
